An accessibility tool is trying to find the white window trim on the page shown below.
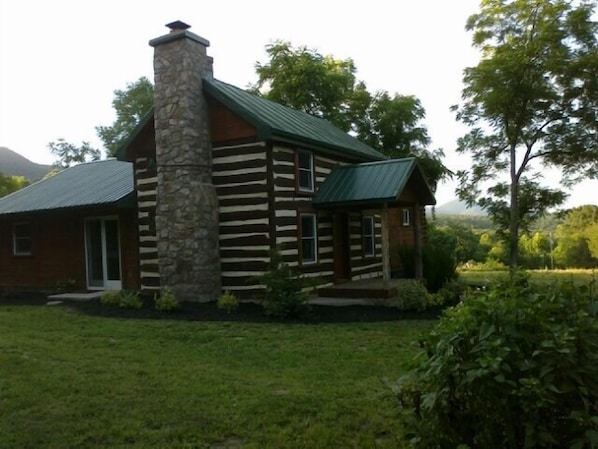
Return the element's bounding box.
[13,222,32,256]
[402,208,411,226]
[297,150,315,192]
[300,213,318,264]
[362,216,375,257]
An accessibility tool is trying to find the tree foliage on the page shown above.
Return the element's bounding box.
[0,172,29,198]
[454,0,598,271]
[47,138,101,169]
[553,205,598,268]
[395,279,598,448]
[253,41,449,190]
[96,76,154,157]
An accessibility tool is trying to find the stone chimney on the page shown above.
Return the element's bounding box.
[149,21,221,302]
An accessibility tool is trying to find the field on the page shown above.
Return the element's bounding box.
[0,302,433,448]
[459,268,598,287]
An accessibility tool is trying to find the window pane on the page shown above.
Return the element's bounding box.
[363,217,374,256]
[298,152,311,169]
[301,215,315,238]
[300,214,317,263]
[299,170,312,190]
[297,151,314,191]
[302,239,315,262]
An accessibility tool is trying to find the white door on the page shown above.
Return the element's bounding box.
[85,218,122,290]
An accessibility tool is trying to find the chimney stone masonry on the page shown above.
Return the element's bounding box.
[150,21,221,302]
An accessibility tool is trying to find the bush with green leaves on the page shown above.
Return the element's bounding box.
[217,291,239,313]
[432,278,469,307]
[399,225,458,292]
[394,280,598,449]
[118,290,143,309]
[100,290,121,307]
[154,286,179,312]
[257,249,314,319]
[392,280,430,312]
[101,290,143,309]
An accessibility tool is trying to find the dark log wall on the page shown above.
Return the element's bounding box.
[134,157,159,292]
[212,142,269,297]
[271,146,383,289]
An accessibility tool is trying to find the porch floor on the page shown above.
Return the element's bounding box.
[317,278,401,299]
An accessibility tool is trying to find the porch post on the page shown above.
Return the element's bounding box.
[414,202,424,280]
[381,203,391,287]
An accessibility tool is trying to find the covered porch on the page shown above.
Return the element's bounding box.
[312,157,436,297]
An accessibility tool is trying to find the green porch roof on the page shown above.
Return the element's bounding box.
[118,78,386,163]
[312,158,436,207]
[0,160,134,215]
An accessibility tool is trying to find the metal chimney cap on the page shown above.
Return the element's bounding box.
[166,20,191,32]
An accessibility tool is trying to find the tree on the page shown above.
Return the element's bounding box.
[553,205,598,268]
[48,138,100,169]
[454,0,598,273]
[96,76,154,157]
[0,172,29,197]
[253,41,450,190]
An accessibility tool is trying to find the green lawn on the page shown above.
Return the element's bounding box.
[459,268,597,287]
[0,304,432,448]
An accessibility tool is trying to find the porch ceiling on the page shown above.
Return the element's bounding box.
[312,157,436,208]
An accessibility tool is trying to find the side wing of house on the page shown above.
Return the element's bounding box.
[0,161,139,294]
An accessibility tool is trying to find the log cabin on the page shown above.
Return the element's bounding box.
[0,21,436,301]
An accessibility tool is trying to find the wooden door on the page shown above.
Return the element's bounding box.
[333,213,351,283]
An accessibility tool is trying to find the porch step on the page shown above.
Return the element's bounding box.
[47,291,107,302]
[317,278,399,299]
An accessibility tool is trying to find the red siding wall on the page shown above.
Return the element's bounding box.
[0,208,138,292]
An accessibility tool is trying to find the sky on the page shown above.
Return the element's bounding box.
[1,0,596,207]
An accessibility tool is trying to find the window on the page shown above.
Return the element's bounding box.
[297,150,314,192]
[402,208,411,226]
[300,214,318,264]
[362,216,375,257]
[13,223,32,255]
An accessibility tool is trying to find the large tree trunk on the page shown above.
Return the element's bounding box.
[509,146,519,277]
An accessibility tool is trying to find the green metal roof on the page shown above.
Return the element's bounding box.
[203,78,387,162]
[0,160,134,215]
[118,78,387,163]
[313,158,436,207]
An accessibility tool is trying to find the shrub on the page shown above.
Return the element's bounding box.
[118,290,143,309]
[257,249,313,319]
[217,291,239,313]
[393,280,598,449]
[398,227,458,292]
[100,290,121,307]
[433,278,469,307]
[154,286,179,312]
[392,279,430,312]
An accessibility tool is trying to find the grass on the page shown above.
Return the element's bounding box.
[459,268,597,287]
[0,304,433,448]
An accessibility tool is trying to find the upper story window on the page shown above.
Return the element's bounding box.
[300,213,318,264]
[362,216,375,257]
[13,223,32,256]
[297,150,314,192]
[402,208,411,226]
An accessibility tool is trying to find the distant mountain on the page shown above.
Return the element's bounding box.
[0,147,51,180]
[435,198,486,216]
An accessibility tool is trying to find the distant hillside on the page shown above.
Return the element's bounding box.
[435,198,486,216]
[0,147,51,180]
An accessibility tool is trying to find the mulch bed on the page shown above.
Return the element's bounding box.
[0,294,441,323]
